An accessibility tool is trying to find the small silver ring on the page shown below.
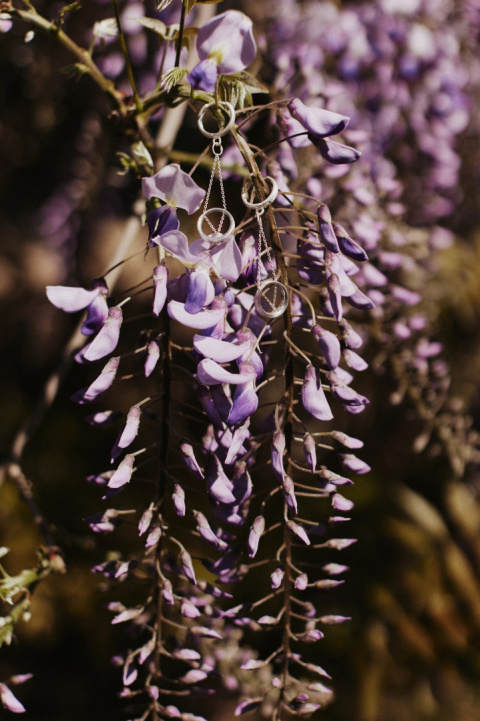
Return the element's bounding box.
[197,101,236,139]
[254,280,288,318]
[241,175,279,210]
[197,208,236,244]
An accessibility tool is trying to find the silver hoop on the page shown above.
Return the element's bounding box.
[254,280,288,318]
[197,208,236,244]
[197,101,236,139]
[241,175,279,210]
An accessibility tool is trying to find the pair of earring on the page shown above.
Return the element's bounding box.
[197,101,288,319]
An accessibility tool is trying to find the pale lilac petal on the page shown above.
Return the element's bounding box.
[271,567,284,589]
[153,265,168,316]
[112,406,141,460]
[0,684,26,713]
[180,549,197,585]
[312,325,341,370]
[289,98,350,138]
[193,334,250,363]
[301,365,333,421]
[331,493,354,512]
[343,349,368,372]
[235,698,263,716]
[198,387,225,428]
[247,515,264,558]
[282,475,298,515]
[144,339,160,377]
[46,285,100,312]
[197,358,256,386]
[84,306,122,362]
[168,300,225,330]
[312,137,361,164]
[210,237,243,282]
[346,288,375,310]
[331,431,364,449]
[160,230,200,265]
[142,164,205,215]
[197,10,256,75]
[340,319,364,349]
[185,270,215,314]
[295,573,308,590]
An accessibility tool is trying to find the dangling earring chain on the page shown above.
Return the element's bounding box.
[241,174,288,318]
[197,101,236,245]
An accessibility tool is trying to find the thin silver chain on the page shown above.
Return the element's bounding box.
[255,207,278,311]
[202,136,227,236]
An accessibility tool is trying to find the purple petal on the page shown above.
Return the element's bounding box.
[180,440,204,479]
[173,484,186,516]
[327,274,343,321]
[73,357,119,404]
[82,293,109,336]
[46,285,100,313]
[205,454,236,504]
[168,301,225,330]
[331,493,354,512]
[185,270,215,314]
[160,230,200,265]
[339,319,363,349]
[198,387,225,428]
[312,325,341,370]
[115,406,141,454]
[180,550,197,585]
[303,433,317,472]
[341,453,371,474]
[287,520,310,545]
[277,108,310,148]
[234,698,263,716]
[227,366,258,426]
[282,475,298,515]
[311,136,361,164]
[317,205,339,253]
[224,420,250,465]
[197,358,256,386]
[193,334,250,363]
[271,431,285,482]
[147,205,179,246]
[196,10,256,76]
[153,265,169,316]
[345,288,375,310]
[84,306,122,362]
[210,237,243,282]
[301,365,333,421]
[343,349,368,372]
[289,98,349,138]
[108,454,134,489]
[331,431,364,449]
[186,58,218,93]
[142,164,205,215]
[332,223,368,261]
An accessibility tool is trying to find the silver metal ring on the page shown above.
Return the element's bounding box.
[241,175,279,209]
[197,208,236,244]
[254,280,288,318]
[197,101,236,139]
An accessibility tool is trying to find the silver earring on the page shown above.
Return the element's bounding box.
[197,101,236,246]
[241,174,288,318]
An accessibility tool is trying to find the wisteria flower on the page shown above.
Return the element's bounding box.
[142,164,204,215]
[47,277,109,336]
[187,11,256,92]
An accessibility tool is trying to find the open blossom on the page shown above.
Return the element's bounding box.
[187,10,256,92]
[46,277,108,336]
[142,164,204,215]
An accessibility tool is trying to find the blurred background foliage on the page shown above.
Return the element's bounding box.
[1,1,480,720]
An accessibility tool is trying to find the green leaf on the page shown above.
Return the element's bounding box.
[160,67,188,93]
[131,142,154,173]
[227,71,269,93]
[184,0,196,15]
[129,16,168,38]
[156,0,174,10]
